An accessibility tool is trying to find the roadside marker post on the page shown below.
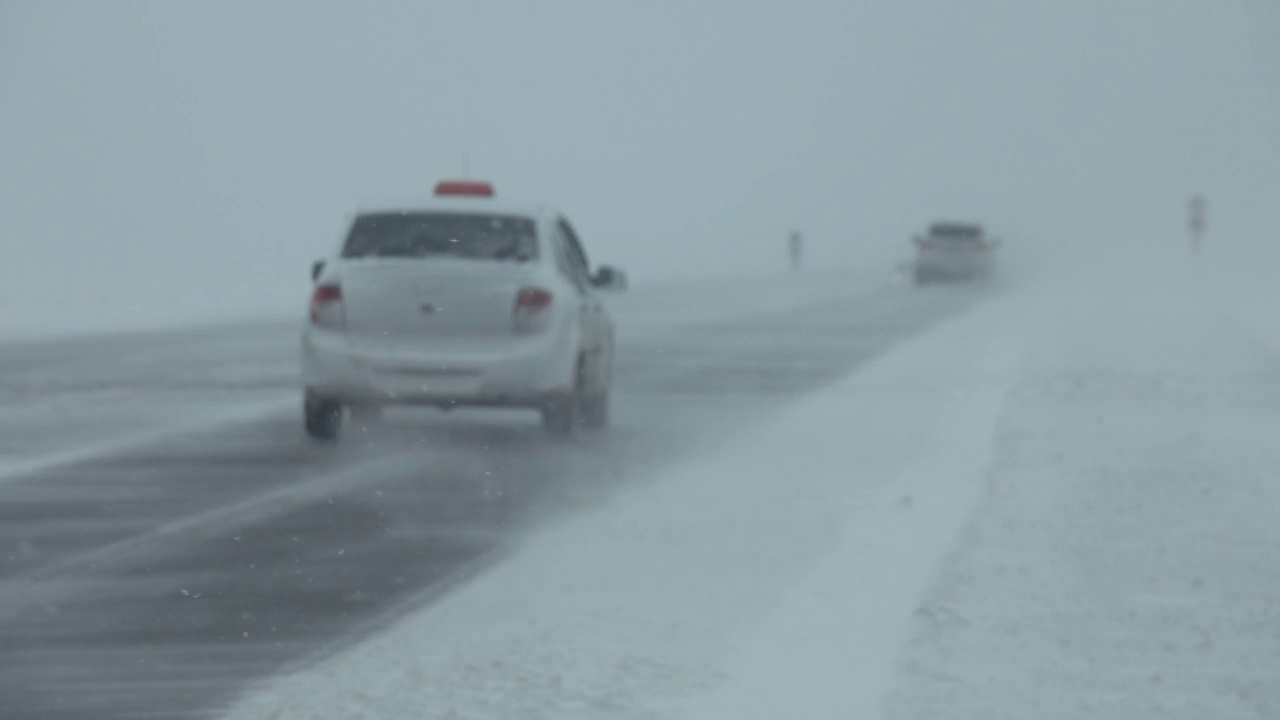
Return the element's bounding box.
[1188,194,1206,256]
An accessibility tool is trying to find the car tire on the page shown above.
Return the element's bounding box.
[304,394,342,442]
[581,388,609,430]
[582,350,611,431]
[542,357,590,437]
[541,392,580,436]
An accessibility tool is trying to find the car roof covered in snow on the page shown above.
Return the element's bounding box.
[351,197,555,221]
[349,181,559,223]
[928,222,984,237]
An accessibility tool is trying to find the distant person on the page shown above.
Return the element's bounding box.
[789,231,803,271]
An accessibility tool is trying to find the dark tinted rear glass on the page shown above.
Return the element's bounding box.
[928,223,983,239]
[341,212,538,261]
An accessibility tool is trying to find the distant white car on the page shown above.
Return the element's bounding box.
[912,222,1001,285]
[301,180,627,441]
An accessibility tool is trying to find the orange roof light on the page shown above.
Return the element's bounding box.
[434,180,494,197]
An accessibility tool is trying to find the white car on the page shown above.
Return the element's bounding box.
[301,180,627,441]
[912,221,1001,285]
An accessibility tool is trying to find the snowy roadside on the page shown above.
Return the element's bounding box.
[883,272,1280,718]
[220,290,1024,720]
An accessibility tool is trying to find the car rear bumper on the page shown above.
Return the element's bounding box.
[300,329,575,407]
[915,255,992,278]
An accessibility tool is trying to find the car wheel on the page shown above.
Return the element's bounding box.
[541,392,580,436]
[542,357,589,436]
[304,394,342,442]
[582,351,611,431]
[581,387,609,430]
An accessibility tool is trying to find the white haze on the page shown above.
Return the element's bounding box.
[0,0,1276,333]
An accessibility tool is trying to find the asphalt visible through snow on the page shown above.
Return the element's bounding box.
[0,282,989,719]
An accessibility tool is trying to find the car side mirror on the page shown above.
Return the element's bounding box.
[592,265,627,292]
[311,260,326,282]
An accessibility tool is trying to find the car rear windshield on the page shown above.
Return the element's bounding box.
[928,223,983,239]
[341,212,538,261]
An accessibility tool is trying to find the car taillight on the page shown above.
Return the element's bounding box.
[513,287,554,334]
[310,283,345,329]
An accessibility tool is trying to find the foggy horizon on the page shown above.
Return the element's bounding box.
[1,1,1276,330]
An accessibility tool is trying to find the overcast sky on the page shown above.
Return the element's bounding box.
[0,0,1276,317]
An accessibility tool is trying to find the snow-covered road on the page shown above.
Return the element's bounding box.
[3,260,1273,720]
[223,282,1023,720]
[223,262,1280,720]
[0,269,980,719]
